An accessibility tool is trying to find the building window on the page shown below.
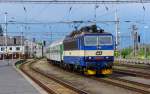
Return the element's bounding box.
[16,47,20,51]
[9,47,12,50]
[1,47,4,51]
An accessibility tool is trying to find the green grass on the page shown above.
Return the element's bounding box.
[115,47,150,60]
[15,60,26,68]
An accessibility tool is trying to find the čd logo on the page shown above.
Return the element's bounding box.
[96,51,102,55]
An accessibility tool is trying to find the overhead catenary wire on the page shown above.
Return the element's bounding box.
[0,0,150,4]
[31,4,51,22]
[0,20,146,25]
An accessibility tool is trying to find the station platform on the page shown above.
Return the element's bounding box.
[0,60,40,94]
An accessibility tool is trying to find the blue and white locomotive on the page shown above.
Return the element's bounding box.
[46,25,114,75]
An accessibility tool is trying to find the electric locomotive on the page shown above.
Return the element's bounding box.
[63,25,114,75]
[47,25,114,75]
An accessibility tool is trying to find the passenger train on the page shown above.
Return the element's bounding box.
[46,25,114,75]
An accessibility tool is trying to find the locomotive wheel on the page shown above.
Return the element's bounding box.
[68,64,72,71]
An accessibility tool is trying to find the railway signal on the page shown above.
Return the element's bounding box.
[138,35,140,43]
[43,40,46,46]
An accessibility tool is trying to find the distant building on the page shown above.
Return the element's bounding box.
[0,36,25,59]
[0,35,42,60]
[0,36,24,46]
[24,40,43,58]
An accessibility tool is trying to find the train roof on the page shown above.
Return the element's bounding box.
[65,25,112,40]
[49,39,64,47]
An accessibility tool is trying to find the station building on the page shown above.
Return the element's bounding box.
[0,36,25,59]
[0,36,42,60]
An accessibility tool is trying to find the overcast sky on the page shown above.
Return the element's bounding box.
[0,1,150,47]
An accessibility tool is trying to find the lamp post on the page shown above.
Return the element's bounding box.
[2,26,5,61]
[19,25,23,60]
[4,12,9,65]
[21,31,23,59]
[8,20,16,60]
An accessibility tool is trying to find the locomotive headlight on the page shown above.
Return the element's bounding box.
[88,56,92,59]
[86,57,92,60]
[105,56,109,59]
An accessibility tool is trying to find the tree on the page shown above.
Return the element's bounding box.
[121,48,132,58]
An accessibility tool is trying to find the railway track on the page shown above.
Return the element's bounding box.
[111,77,150,88]
[37,60,150,94]
[20,60,88,94]
[90,76,150,94]
[20,59,150,94]
[114,63,150,70]
[113,68,150,79]
[115,59,150,65]
[56,64,150,94]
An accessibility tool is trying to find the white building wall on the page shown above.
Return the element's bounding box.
[0,46,25,54]
[24,40,43,58]
[35,45,42,58]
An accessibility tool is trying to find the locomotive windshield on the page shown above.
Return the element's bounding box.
[84,36,97,46]
[84,35,112,46]
[98,36,112,45]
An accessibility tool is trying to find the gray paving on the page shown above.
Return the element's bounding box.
[0,60,40,94]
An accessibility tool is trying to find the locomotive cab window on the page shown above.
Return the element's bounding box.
[84,35,112,46]
[84,36,97,46]
[99,36,112,45]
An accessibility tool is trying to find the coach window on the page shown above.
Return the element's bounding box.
[16,47,20,51]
